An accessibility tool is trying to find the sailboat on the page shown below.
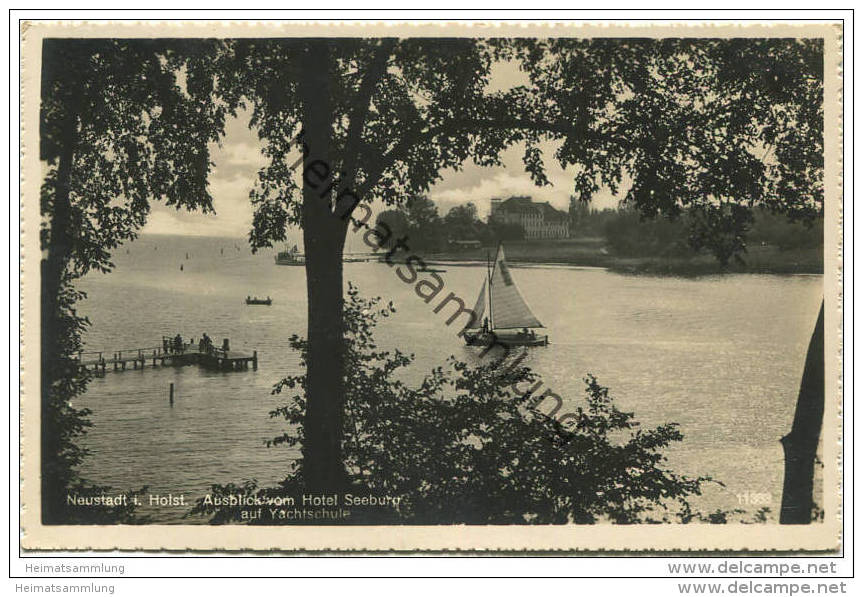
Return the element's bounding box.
[462,244,548,347]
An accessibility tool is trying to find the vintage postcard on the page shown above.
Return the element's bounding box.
[19,20,843,551]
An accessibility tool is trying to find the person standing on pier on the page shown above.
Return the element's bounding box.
[173,334,183,354]
[201,333,212,355]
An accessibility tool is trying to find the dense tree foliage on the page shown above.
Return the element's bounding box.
[375,195,446,252]
[569,205,823,261]
[192,287,713,525]
[210,38,823,495]
[39,39,232,522]
[40,36,825,522]
[375,196,526,250]
[443,202,481,240]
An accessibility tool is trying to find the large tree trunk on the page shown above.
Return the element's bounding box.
[780,302,825,524]
[40,105,78,523]
[298,41,350,493]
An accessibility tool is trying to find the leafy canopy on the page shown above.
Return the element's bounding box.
[39,38,235,522]
[226,38,821,262]
[40,38,235,276]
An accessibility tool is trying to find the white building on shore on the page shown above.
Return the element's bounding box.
[489,196,570,240]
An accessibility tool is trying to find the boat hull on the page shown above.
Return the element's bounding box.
[462,330,548,347]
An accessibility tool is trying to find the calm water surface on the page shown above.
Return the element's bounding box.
[75,234,823,522]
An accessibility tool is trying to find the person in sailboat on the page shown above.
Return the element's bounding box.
[463,244,548,347]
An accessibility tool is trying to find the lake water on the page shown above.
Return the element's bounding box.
[75,234,824,523]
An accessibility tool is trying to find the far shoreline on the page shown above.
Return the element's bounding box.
[383,238,824,277]
[136,233,823,277]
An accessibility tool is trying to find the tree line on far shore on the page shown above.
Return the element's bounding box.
[374,196,525,252]
[571,200,823,265]
[375,195,823,264]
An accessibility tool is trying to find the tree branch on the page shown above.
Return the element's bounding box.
[343,39,396,162]
[355,116,595,200]
[334,39,396,217]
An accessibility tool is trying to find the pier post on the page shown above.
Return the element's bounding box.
[253,350,258,370]
[113,353,118,371]
[169,383,174,406]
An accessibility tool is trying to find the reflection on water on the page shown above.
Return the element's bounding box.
[75,234,824,523]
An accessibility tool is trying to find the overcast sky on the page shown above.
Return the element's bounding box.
[142,61,625,241]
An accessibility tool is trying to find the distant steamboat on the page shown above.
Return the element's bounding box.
[275,244,305,266]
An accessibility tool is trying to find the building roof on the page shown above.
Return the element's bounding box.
[494,196,568,222]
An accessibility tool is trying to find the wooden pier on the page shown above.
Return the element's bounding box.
[74,338,258,376]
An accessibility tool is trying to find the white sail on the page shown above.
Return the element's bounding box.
[464,279,487,330]
[490,245,543,329]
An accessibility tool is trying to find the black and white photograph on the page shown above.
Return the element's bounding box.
[19,19,843,552]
